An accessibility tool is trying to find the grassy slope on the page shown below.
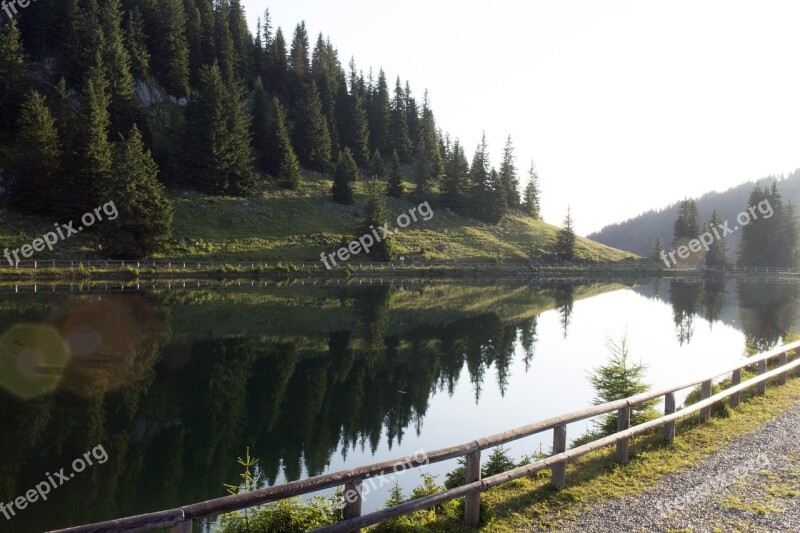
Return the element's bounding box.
[0,171,633,264]
[168,172,634,263]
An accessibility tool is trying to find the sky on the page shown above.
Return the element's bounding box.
[242,0,800,235]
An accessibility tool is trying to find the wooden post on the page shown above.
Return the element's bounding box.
[615,403,630,464]
[700,379,712,423]
[464,450,481,526]
[758,359,767,395]
[169,521,192,533]
[730,368,742,407]
[779,352,788,386]
[551,424,567,489]
[343,478,363,532]
[664,392,676,443]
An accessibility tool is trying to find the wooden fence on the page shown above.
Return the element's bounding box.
[51,340,800,533]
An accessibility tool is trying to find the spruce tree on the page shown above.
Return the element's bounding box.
[370,149,384,179]
[486,167,508,223]
[705,211,729,267]
[152,0,190,95]
[100,0,138,137]
[184,64,255,195]
[289,21,311,78]
[272,97,303,190]
[267,27,290,100]
[523,161,541,219]
[358,179,396,261]
[672,199,701,247]
[104,124,174,257]
[388,150,404,198]
[390,76,413,162]
[125,8,151,79]
[78,53,114,212]
[415,90,444,186]
[554,207,577,261]
[64,0,104,86]
[651,235,665,263]
[332,149,357,204]
[8,93,63,215]
[0,19,28,135]
[213,0,236,82]
[351,92,371,167]
[369,69,391,154]
[228,0,253,82]
[442,139,469,211]
[296,82,333,172]
[251,77,272,172]
[468,133,491,220]
[499,136,521,208]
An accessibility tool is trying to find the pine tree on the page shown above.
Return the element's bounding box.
[78,52,114,212]
[272,97,303,190]
[151,0,190,95]
[554,207,577,261]
[370,149,384,179]
[388,150,404,198]
[296,82,333,172]
[672,199,701,247]
[332,149,357,204]
[651,235,665,263]
[589,334,658,435]
[358,179,396,261]
[100,0,138,137]
[468,133,492,220]
[183,64,255,195]
[64,0,104,86]
[0,19,29,134]
[705,211,729,267]
[7,93,62,215]
[499,136,520,209]
[289,21,310,78]
[390,77,413,162]
[125,8,150,79]
[267,27,289,100]
[523,161,541,219]
[442,139,469,211]
[104,124,174,257]
[369,69,391,154]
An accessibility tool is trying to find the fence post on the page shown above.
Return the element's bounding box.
[700,379,712,423]
[664,392,676,443]
[551,424,567,489]
[464,449,481,526]
[779,352,788,386]
[730,368,742,407]
[343,478,363,532]
[757,359,767,395]
[615,403,630,464]
[169,520,192,533]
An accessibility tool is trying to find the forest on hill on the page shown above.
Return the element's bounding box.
[590,171,800,261]
[0,0,563,261]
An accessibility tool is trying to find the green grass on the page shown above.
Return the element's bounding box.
[0,171,633,264]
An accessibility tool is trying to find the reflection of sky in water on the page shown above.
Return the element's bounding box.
[300,287,750,512]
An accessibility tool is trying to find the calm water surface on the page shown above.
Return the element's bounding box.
[0,279,797,532]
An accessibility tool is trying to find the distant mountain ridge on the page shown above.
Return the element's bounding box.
[589,171,800,259]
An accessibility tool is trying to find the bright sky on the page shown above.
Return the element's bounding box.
[242,0,800,235]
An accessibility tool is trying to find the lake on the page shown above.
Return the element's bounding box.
[0,278,797,532]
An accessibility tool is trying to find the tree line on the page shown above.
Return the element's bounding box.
[0,0,544,258]
[653,182,798,268]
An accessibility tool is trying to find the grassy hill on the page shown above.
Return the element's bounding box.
[0,171,633,265]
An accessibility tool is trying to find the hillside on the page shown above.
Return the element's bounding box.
[589,171,800,258]
[0,170,633,264]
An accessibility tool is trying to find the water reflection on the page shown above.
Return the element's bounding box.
[0,280,797,531]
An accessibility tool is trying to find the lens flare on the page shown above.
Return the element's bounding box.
[0,324,70,399]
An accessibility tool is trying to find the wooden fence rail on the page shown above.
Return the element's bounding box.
[51,340,800,533]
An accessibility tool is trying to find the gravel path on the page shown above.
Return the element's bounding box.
[529,403,800,532]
